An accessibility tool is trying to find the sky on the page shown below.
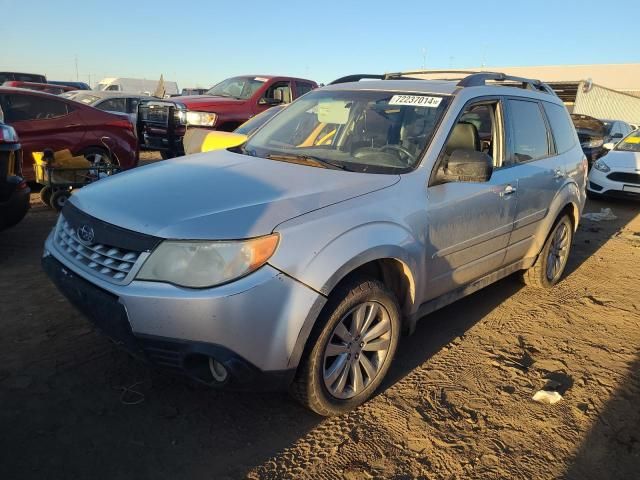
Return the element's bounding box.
[2,0,639,89]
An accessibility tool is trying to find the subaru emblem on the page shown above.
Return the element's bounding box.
[77,225,95,244]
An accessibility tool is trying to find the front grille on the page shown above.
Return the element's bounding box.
[607,172,640,184]
[54,216,146,284]
[139,103,172,125]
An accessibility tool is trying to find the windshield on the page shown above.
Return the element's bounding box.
[206,76,267,99]
[615,130,640,152]
[243,90,448,173]
[235,105,284,136]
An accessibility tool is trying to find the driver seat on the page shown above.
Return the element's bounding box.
[445,122,480,156]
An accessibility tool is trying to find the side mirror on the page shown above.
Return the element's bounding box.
[259,97,283,106]
[441,149,493,183]
[603,142,615,151]
[611,133,623,139]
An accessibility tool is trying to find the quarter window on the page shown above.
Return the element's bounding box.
[508,99,550,162]
[542,102,576,154]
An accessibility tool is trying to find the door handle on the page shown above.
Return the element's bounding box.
[554,169,565,179]
[499,184,517,197]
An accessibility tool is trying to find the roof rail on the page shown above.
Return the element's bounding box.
[328,74,386,85]
[383,70,481,80]
[458,72,557,95]
[328,70,557,96]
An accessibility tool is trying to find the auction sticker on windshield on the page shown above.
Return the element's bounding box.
[389,95,442,108]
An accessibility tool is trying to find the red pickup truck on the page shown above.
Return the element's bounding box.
[138,75,317,158]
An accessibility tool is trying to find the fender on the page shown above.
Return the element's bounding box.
[277,222,421,370]
[523,180,583,261]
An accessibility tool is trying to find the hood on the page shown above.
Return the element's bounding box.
[174,95,245,109]
[600,150,640,170]
[70,151,400,239]
[571,114,605,136]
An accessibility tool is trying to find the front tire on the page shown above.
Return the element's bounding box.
[522,214,573,288]
[290,277,401,416]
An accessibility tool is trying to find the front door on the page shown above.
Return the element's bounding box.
[425,99,519,300]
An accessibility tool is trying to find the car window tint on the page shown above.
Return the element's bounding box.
[2,94,69,122]
[264,82,292,103]
[296,82,314,96]
[542,102,576,154]
[508,99,549,162]
[97,98,127,112]
[128,98,140,113]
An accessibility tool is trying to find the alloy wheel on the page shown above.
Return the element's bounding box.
[322,301,392,400]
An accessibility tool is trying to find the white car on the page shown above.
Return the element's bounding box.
[588,130,640,200]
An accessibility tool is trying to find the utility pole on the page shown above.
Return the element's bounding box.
[421,48,427,70]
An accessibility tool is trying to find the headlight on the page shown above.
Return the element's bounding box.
[593,160,610,172]
[136,234,279,288]
[582,138,604,148]
[186,111,218,127]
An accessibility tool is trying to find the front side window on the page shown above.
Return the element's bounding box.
[542,102,577,154]
[106,84,119,91]
[508,99,550,162]
[615,130,640,152]
[206,76,266,100]
[244,90,449,173]
[263,81,292,104]
[1,94,69,122]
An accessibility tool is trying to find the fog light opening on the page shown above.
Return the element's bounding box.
[209,357,228,382]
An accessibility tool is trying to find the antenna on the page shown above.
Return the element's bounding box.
[75,55,79,81]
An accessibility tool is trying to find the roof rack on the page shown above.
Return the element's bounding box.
[328,74,386,85]
[328,70,557,96]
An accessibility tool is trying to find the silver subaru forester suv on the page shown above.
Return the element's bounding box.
[43,71,586,415]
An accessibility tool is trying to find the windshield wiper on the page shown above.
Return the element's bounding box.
[266,153,353,171]
[209,93,242,100]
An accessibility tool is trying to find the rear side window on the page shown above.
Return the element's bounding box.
[296,82,314,97]
[96,98,127,113]
[508,99,550,163]
[1,94,70,122]
[542,102,577,154]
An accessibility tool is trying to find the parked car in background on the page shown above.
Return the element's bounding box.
[0,122,30,230]
[61,90,147,127]
[587,129,640,200]
[182,105,285,155]
[49,81,91,90]
[2,81,75,95]
[571,114,633,166]
[0,87,139,181]
[95,77,179,96]
[0,72,47,84]
[43,71,586,415]
[138,75,317,158]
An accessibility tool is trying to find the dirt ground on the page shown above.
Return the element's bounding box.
[0,171,638,479]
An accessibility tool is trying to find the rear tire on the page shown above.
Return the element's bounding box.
[50,190,70,212]
[290,277,401,416]
[522,214,573,288]
[81,147,114,166]
[40,186,52,207]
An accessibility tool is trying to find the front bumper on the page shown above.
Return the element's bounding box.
[43,235,325,389]
[587,168,640,200]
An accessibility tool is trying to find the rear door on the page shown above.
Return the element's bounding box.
[502,98,564,265]
[0,93,86,181]
[425,97,520,299]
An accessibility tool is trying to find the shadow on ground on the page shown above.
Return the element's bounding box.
[0,197,637,479]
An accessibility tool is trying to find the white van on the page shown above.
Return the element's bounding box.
[95,77,179,97]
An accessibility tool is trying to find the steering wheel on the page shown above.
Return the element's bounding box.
[381,145,415,165]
